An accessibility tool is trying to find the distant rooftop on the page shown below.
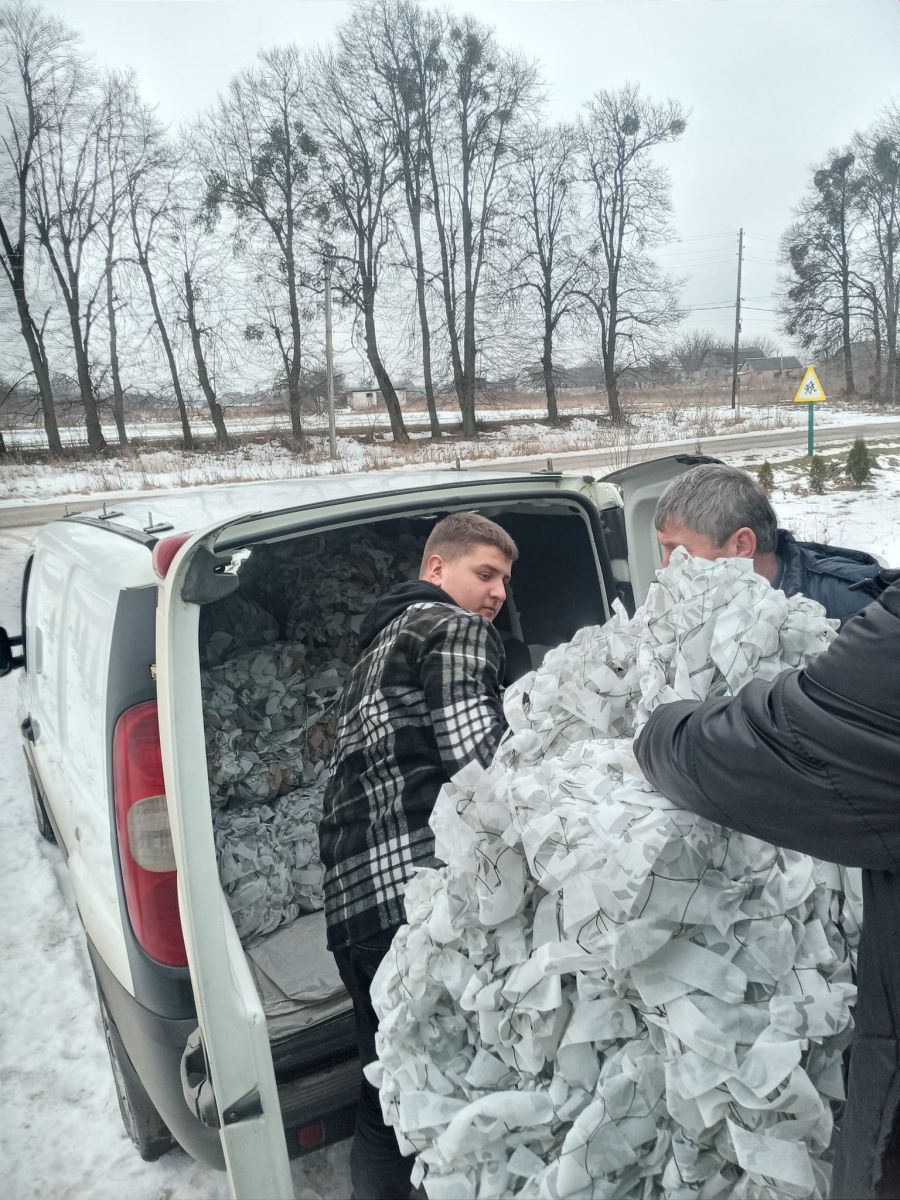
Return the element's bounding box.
[740,356,802,372]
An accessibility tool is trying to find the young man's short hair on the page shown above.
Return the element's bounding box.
[654,464,779,554]
[420,512,518,573]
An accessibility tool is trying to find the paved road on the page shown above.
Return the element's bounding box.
[0,496,124,530]
[482,417,900,475]
[2,418,899,531]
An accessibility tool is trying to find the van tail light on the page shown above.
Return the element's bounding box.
[152,533,192,580]
[113,701,187,968]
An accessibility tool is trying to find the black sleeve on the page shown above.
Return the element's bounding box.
[635,583,900,871]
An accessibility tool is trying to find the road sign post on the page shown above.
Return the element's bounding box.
[793,366,827,457]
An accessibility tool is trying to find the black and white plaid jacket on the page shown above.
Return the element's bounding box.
[320,581,506,950]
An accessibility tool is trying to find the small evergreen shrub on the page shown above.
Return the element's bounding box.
[757,461,775,494]
[809,455,828,494]
[846,437,874,488]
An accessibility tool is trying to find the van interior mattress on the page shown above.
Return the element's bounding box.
[247,909,351,1037]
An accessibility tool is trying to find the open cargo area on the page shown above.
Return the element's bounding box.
[197,501,617,1058]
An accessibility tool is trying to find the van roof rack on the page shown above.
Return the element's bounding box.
[63,512,162,549]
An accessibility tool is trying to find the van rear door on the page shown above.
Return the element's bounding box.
[599,454,719,605]
[155,534,294,1200]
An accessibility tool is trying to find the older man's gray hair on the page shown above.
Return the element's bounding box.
[654,464,779,553]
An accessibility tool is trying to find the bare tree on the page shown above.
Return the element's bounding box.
[96,69,137,446]
[0,370,31,455]
[853,108,899,405]
[577,84,687,424]
[312,32,409,445]
[853,275,887,397]
[359,0,444,437]
[672,328,716,378]
[779,150,860,396]
[28,49,110,453]
[167,202,230,447]
[197,46,320,441]
[121,104,193,448]
[421,13,538,437]
[753,334,780,359]
[181,265,229,446]
[0,2,73,454]
[505,121,584,423]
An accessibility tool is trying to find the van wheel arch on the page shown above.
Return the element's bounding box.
[98,992,175,1162]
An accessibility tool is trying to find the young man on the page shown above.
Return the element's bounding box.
[654,463,883,625]
[319,512,518,1200]
[635,571,900,1199]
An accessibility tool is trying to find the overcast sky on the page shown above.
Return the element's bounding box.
[39,0,900,366]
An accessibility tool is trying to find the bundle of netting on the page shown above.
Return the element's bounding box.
[369,551,863,1200]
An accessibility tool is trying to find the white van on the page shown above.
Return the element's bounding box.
[1,458,702,1198]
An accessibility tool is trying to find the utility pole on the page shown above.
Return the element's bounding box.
[730,227,744,418]
[323,244,337,460]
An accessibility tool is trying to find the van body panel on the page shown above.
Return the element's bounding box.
[23,527,154,994]
[156,541,293,1198]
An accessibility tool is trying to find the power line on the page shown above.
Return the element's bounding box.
[668,231,739,241]
[655,246,737,259]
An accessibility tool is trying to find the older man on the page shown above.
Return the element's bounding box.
[654,462,882,624]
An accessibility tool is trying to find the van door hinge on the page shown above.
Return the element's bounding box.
[149,663,158,681]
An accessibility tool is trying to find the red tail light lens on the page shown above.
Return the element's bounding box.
[152,534,192,580]
[297,1120,325,1149]
[112,701,187,967]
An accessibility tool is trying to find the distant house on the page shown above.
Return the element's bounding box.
[738,356,802,387]
[693,346,765,385]
[557,364,606,390]
[343,386,408,411]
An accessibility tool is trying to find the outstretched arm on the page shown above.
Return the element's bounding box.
[635,583,900,871]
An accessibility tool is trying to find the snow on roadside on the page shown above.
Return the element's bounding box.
[730,443,900,563]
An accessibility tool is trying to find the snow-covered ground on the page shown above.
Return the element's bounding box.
[1,443,898,1199]
[5,401,900,504]
[2,403,615,449]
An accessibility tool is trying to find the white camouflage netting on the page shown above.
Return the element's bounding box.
[370,551,863,1200]
[200,530,423,943]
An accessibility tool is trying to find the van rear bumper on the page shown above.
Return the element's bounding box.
[88,939,225,1167]
[88,940,360,1168]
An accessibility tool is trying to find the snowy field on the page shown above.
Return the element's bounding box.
[2,403,617,449]
[0,398,812,449]
[5,401,900,503]
[1,443,899,1199]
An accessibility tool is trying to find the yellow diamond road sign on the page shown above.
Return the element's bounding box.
[793,365,827,403]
